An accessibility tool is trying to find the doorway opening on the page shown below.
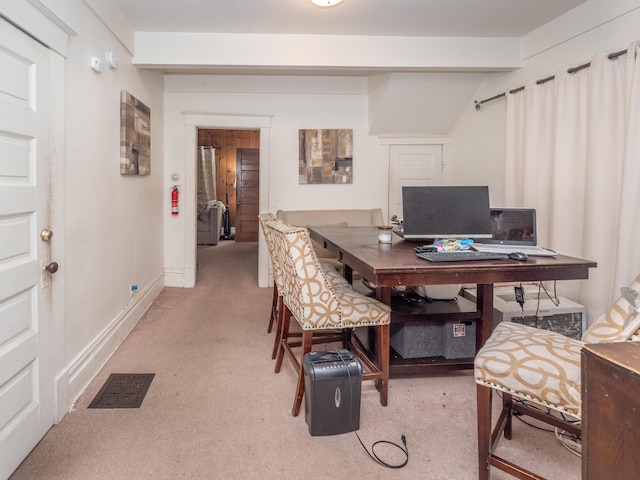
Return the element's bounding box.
[183,113,271,289]
[197,128,260,246]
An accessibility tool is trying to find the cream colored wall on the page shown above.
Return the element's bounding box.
[59,5,165,415]
[163,77,383,287]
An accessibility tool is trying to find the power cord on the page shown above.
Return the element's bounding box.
[354,430,409,469]
[514,281,561,319]
[334,349,409,469]
[514,284,525,318]
[508,396,582,457]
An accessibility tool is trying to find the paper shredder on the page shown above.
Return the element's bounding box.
[303,349,362,436]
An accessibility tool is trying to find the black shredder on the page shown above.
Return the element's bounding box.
[303,349,362,436]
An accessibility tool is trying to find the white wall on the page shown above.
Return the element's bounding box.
[163,75,385,286]
[14,0,167,418]
[452,1,640,206]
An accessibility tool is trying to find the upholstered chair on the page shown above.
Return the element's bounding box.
[258,213,280,336]
[266,220,391,417]
[474,274,640,480]
[259,214,347,359]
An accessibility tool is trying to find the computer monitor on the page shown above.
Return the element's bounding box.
[402,186,493,242]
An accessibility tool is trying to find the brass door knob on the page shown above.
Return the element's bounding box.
[44,262,59,274]
[40,228,53,242]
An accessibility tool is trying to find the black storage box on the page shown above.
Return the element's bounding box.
[303,349,362,436]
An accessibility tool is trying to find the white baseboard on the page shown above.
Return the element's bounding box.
[54,272,165,421]
[164,268,185,287]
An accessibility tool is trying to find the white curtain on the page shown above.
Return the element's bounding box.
[505,41,640,322]
[197,146,217,212]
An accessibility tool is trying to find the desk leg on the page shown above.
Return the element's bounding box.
[375,286,391,305]
[374,287,391,401]
[343,264,353,285]
[476,284,494,350]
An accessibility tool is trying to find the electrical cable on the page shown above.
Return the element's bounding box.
[538,281,560,306]
[335,349,409,469]
[354,430,409,469]
[507,396,582,457]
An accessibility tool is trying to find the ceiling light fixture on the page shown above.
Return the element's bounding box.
[310,0,345,7]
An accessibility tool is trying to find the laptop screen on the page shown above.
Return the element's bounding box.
[475,208,537,246]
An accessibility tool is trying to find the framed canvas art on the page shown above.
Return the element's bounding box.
[120,91,151,175]
[298,129,352,184]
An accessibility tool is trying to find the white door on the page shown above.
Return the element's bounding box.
[0,20,55,479]
[388,144,443,221]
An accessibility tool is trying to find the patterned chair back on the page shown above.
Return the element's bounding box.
[266,220,343,329]
[581,273,640,343]
[258,213,284,293]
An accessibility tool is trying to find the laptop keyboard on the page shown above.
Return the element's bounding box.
[416,251,506,262]
[472,244,557,256]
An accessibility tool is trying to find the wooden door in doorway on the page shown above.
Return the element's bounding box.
[235,148,259,242]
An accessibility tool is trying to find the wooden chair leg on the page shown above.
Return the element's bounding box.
[274,307,291,374]
[502,393,513,440]
[267,285,278,333]
[292,330,313,417]
[477,384,492,480]
[270,296,284,359]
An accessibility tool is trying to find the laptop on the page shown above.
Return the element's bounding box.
[471,208,557,256]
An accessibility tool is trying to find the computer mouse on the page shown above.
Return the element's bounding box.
[508,252,528,261]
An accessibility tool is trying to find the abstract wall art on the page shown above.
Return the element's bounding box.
[120,91,151,175]
[298,129,353,184]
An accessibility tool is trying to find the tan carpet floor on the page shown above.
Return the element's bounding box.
[10,241,581,479]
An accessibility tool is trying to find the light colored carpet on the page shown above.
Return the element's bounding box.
[10,241,581,480]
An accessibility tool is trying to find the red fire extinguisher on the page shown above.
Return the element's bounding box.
[171,185,179,215]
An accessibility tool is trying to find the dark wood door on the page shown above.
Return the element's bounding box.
[235,148,259,242]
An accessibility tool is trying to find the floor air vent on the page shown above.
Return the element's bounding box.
[88,373,155,409]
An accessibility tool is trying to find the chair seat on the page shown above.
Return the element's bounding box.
[474,321,583,417]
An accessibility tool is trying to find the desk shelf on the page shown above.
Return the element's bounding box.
[354,294,480,377]
[390,294,479,324]
[389,352,475,375]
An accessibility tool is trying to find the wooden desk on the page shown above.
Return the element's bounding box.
[309,226,597,376]
[582,342,640,479]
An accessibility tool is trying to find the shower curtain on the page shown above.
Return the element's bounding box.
[504,40,640,321]
[197,146,217,213]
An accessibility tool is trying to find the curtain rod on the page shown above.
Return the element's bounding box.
[474,48,628,110]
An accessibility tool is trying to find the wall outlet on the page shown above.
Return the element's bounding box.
[130,284,138,297]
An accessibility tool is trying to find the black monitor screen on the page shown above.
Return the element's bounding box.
[402,186,492,241]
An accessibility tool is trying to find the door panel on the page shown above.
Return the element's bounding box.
[235,148,259,242]
[389,144,443,221]
[0,19,54,479]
